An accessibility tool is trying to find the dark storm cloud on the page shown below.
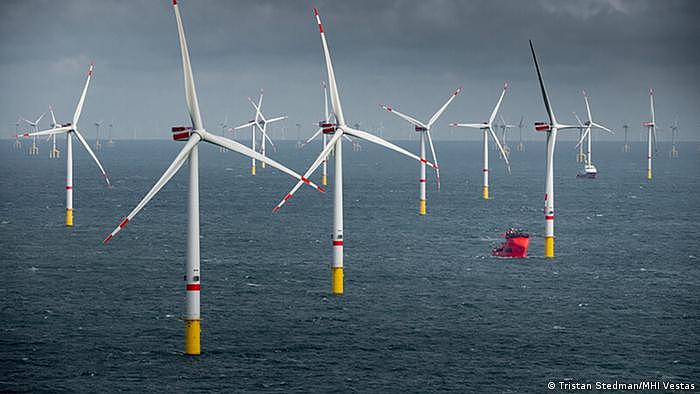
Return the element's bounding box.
[1,0,698,141]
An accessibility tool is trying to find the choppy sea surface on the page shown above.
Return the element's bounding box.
[1,139,698,392]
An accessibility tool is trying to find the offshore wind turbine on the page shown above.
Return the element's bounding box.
[622,123,631,153]
[233,90,286,174]
[272,7,434,295]
[48,106,61,158]
[102,0,321,356]
[497,114,514,158]
[642,89,658,180]
[669,119,679,158]
[380,86,462,214]
[218,115,229,152]
[14,118,23,150]
[516,116,525,152]
[20,112,46,156]
[18,64,110,226]
[450,83,511,200]
[301,81,335,186]
[108,121,115,146]
[574,91,613,178]
[94,121,103,152]
[529,40,582,258]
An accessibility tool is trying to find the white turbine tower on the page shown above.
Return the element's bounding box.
[48,105,61,158]
[497,114,514,158]
[108,121,115,146]
[219,115,229,152]
[529,40,582,258]
[669,119,679,158]
[516,115,525,152]
[272,7,434,295]
[94,120,103,152]
[102,0,322,356]
[20,112,46,156]
[622,123,631,153]
[380,87,462,215]
[574,91,613,178]
[18,64,110,226]
[450,83,511,200]
[14,118,23,151]
[642,89,658,180]
[233,90,286,174]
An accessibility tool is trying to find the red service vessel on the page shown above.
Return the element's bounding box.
[491,228,530,258]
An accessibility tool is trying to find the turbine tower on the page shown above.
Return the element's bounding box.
[380,86,462,214]
[669,119,679,158]
[497,114,514,159]
[48,106,61,158]
[94,121,103,151]
[529,40,582,258]
[622,123,630,152]
[272,7,434,295]
[516,116,525,152]
[108,121,115,146]
[103,0,321,356]
[642,89,657,180]
[18,64,110,226]
[450,83,511,200]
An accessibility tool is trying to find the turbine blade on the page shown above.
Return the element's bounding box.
[264,116,287,124]
[314,8,345,125]
[49,105,58,127]
[575,127,591,148]
[302,128,323,146]
[73,129,111,186]
[380,105,426,128]
[583,91,593,122]
[103,135,200,243]
[273,131,344,212]
[202,132,323,192]
[591,121,613,134]
[450,123,486,129]
[649,88,655,125]
[427,87,462,127]
[488,127,511,174]
[233,121,256,130]
[343,126,434,168]
[425,129,441,190]
[342,134,353,142]
[573,112,584,127]
[488,82,508,126]
[173,1,204,130]
[529,40,556,125]
[73,64,93,125]
[17,126,71,138]
[35,112,47,125]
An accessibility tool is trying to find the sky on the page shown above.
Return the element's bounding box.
[1,0,699,141]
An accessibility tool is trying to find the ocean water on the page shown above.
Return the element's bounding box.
[1,139,698,392]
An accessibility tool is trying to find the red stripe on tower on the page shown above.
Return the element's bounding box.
[333,240,343,246]
[545,215,554,220]
[186,284,200,291]
[66,186,72,190]
[419,179,427,183]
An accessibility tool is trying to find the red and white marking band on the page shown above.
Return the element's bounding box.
[545,215,554,220]
[420,159,428,164]
[483,169,488,172]
[333,240,343,246]
[283,194,292,202]
[301,176,311,184]
[313,8,323,33]
[102,234,113,244]
[119,218,129,228]
[66,186,72,190]
[419,179,427,183]
[186,284,200,291]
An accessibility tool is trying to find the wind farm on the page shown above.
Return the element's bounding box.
[2,1,699,392]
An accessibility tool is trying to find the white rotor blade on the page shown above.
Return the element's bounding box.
[49,105,58,127]
[264,116,287,124]
[427,87,462,127]
[529,40,556,126]
[34,112,47,125]
[487,127,511,174]
[590,121,613,134]
[73,129,111,186]
[247,96,267,123]
[450,123,486,129]
[342,134,353,142]
[488,83,508,126]
[103,135,200,243]
[573,112,584,127]
[233,121,256,130]
[18,126,71,138]
[583,91,593,122]
[73,64,93,125]
[575,127,591,148]
[202,132,323,192]
[273,131,344,212]
[19,116,34,126]
[314,8,345,126]
[425,129,441,190]
[302,128,323,146]
[343,126,434,168]
[257,123,277,150]
[173,1,203,130]
[649,89,655,124]
[380,105,426,129]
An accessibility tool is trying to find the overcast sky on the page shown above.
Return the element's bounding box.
[1,0,698,141]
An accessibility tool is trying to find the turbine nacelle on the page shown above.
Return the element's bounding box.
[172,126,194,141]
[642,121,655,127]
[535,122,551,132]
[321,123,338,134]
[414,126,427,132]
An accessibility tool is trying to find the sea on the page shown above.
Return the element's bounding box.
[1,139,698,392]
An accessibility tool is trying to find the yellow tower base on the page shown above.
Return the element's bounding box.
[251,165,256,176]
[331,267,343,295]
[545,236,554,258]
[184,319,201,355]
[482,186,489,200]
[322,174,327,186]
[65,208,73,227]
[647,169,652,180]
[419,199,426,215]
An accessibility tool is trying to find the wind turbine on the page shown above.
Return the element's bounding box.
[622,123,630,152]
[380,86,462,215]
[47,106,61,158]
[573,91,613,178]
[94,121,103,152]
[102,0,322,356]
[301,81,339,186]
[529,40,582,258]
[18,64,110,226]
[20,112,46,156]
[13,118,23,151]
[219,115,229,152]
[271,7,433,295]
[233,90,286,174]
[108,121,115,146]
[669,119,679,158]
[516,115,525,152]
[449,83,511,200]
[642,89,658,180]
[497,114,514,159]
